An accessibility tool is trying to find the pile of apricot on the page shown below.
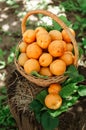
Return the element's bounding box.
[45,83,62,110]
[18,27,75,77]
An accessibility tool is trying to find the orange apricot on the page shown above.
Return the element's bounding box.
[18,53,28,66]
[36,30,48,38]
[63,41,67,51]
[23,29,36,44]
[24,59,40,74]
[35,26,47,33]
[49,30,62,41]
[37,33,51,49]
[60,51,74,66]
[48,83,62,94]
[39,67,52,77]
[50,59,66,76]
[26,42,42,59]
[35,26,48,37]
[62,28,75,43]
[48,40,66,57]
[66,43,73,52]
[45,93,62,110]
[19,42,28,53]
[39,53,53,67]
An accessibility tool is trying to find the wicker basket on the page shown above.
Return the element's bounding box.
[15,9,79,87]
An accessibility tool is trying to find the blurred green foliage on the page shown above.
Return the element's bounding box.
[0,87,17,130]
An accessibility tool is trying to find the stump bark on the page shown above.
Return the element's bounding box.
[6,64,86,130]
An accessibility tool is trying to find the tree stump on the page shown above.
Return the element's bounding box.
[6,64,86,130]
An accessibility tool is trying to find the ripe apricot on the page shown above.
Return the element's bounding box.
[39,53,53,67]
[63,41,67,51]
[39,67,52,77]
[48,40,66,57]
[49,30,62,41]
[60,51,74,66]
[37,33,51,49]
[66,43,73,52]
[35,26,48,37]
[26,42,42,59]
[23,29,36,44]
[19,42,28,53]
[24,59,40,74]
[36,30,48,38]
[50,59,66,76]
[62,28,75,43]
[35,26,47,33]
[48,83,62,94]
[45,93,62,110]
[18,53,28,66]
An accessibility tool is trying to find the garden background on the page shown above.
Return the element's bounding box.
[0,0,86,130]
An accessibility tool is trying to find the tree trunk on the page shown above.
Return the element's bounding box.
[6,64,86,130]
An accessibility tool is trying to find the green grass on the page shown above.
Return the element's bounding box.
[0,87,17,130]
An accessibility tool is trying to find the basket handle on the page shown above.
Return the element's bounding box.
[21,9,78,66]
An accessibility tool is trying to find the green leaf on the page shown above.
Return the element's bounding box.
[52,20,61,31]
[66,94,80,107]
[60,83,78,98]
[82,38,86,48]
[65,65,85,83]
[49,105,68,117]
[53,15,71,31]
[78,46,84,57]
[29,99,43,113]
[29,92,48,124]
[7,52,15,64]
[60,0,80,12]
[73,75,84,83]
[78,0,86,13]
[0,49,6,59]
[29,99,45,123]
[68,65,77,71]
[0,117,5,125]
[0,86,7,94]
[75,15,81,22]
[7,46,16,64]
[7,116,16,126]
[49,94,79,117]
[64,65,78,81]
[15,46,20,60]
[36,90,48,105]
[65,65,78,77]
[6,0,17,6]
[31,71,48,79]
[40,24,53,32]
[41,111,59,130]
[78,85,86,96]
[59,15,71,26]
[35,112,41,123]
[2,105,10,114]
[73,21,79,30]
[0,95,7,101]
[0,61,6,69]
